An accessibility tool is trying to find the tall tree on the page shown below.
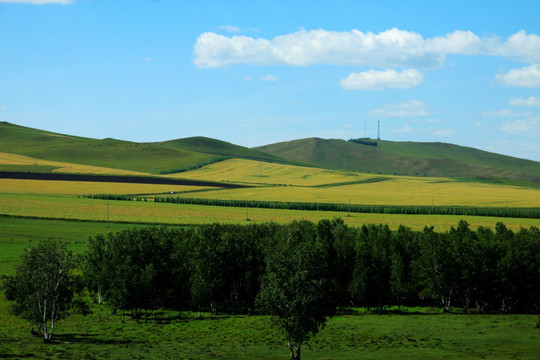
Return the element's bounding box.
[257,221,336,360]
[2,241,79,342]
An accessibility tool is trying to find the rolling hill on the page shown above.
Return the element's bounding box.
[255,138,540,183]
[0,122,289,174]
[1,121,539,184]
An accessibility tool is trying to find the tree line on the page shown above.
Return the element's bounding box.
[155,197,540,219]
[79,194,540,219]
[83,219,540,315]
[3,220,539,357]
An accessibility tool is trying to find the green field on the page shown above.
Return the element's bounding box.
[0,216,153,275]
[1,302,539,360]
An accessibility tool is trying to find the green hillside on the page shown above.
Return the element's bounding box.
[255,138,540,183]
[161,137,290,163]
[0,122,287,174]
[2,122,539,184]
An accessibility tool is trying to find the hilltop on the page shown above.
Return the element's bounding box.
[0,122,289,174]
[1,122,539,184]
[255,138,540,183]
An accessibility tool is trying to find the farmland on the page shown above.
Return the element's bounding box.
[1,122,540,360]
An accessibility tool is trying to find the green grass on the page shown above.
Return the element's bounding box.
[0,216,151,275]
[0,122,288,174]
[255,138,540,183]
[0,300,539,359]
[3,121,539,184]
[0,164,60,173]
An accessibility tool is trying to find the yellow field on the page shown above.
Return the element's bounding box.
[168,158,376,186]
[0,152,145,175]
[1,193,538,231]
[171,159,540,207]
[0,179,214,196]
[178,178,540,207]
[1,156,539,231]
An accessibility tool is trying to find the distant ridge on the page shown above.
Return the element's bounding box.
[0,122,290,174]
[1,122,539,183]
[255,137,540,183]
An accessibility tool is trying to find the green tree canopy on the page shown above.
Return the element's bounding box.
[2,241,79,342]
[256,220,337,360]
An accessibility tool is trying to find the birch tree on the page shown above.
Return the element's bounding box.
[3,241,78,342]
[257,221,336,360]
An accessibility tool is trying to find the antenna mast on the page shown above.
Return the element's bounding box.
[377,120,380,140]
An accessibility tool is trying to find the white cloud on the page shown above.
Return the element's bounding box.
[482,109,533,117]
[193,28,540,69]
[509,96,540,107]
[220,25,241,33]
[193,28,444,69]
[0,0,73,4]
[425,30,485,55]
[260,74,277,82]
[500,118,540,134]
[0,105,6,111]
[434,128,457,136]
[369,99,429,118]
[426,118,439,123]
[391,125,417,133]
[340,68,423,90]
[496,64,540,88]
[144,57,154,62]
[497,31,540,63]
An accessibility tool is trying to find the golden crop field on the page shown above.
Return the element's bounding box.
[0,179,214,196]
[1,193,538,231]
[1,157,539,231]
[0,152,145,175]
[171,159,540,207]
[168,158,377,186]
[179,177,540,207]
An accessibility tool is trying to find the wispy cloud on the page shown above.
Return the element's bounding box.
[0,0,74,4]
[434,128,457,137]
[391,124,417,133]
[369,100,429,118]
[0,105,7,111]
[500,118,540,134]
[482,109,533,117]
[219,25,241,33]
[340,69,423,90]
[260,75,277,82]
[496,64,540,88]
[144,57,154,62]
[509,96,540,107]
[193,28,540,69]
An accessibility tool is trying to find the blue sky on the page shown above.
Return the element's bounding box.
[1,0,540,161]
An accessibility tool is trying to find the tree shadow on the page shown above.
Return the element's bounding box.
[49,333,139,346]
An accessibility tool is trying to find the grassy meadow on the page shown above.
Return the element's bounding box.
[1,301,539,360]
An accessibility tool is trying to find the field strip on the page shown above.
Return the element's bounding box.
[0,178,218,196]
[0,172,249,189]
[167,158,386,186]
[0,194,538,231]
[176,181,540,207]
[0,152,146,175]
